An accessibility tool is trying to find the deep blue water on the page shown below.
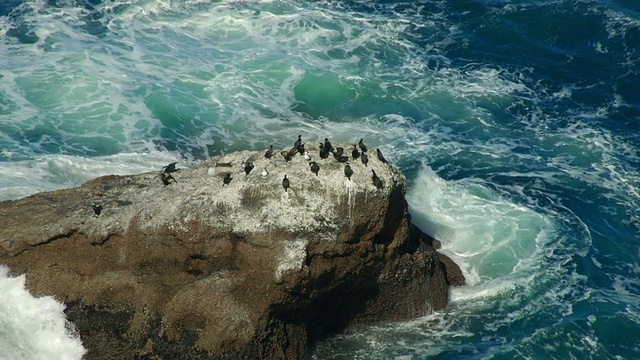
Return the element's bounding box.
[1,0,639,358]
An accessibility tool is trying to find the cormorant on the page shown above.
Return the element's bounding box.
[287,146,298,158]
[282,175,290,192]
[376,148,388,164]
[162,162,178,173]
[281,150,292,162]
[309,161,320,176]
[361,151,369,167]
[244,161,254,175]
[371,170,383,190]
[223,173,232,185]
[358,138,368,153]
[351,145,360,160]
[323,138,333,152]
[319,143,330,159]
[160,172,177,186]
[332,147,348,162]
[92,203,103,217]
[264,145,276,159]
[293,135,302,151]
[344,164,354,180]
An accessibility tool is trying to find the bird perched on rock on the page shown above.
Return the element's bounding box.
[160,172,177,186]
[358,138,368,153]
[361,151,369,167]
[264,145,276,159]
[297,143,306,156]
[293,135,302,151]
[244,161,254,175]
[376,148,388,164]
[287,146,299,158]
[344,164,354,180]
[323,138,334,152]
[282,174,290,192]
[332,147,348,162]
[371,170,383,190]
[261,168,269,176]
[92,203,103,217]
[309,161,320,176]
[223,173,232,185]
[162,162,178,173]
[351,145,360,160]
[281,150,292,162]
[319,143,330,159]
[304,151,311,161]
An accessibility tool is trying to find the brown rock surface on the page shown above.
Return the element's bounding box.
[0,144,464,359]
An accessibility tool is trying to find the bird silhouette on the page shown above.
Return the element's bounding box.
[223,173,232,185]
[371,170,383,190]
[352,145,360,160]
[344,165,354,180]
[376,148,388,164]
[160,172,177,186]
[264,145,276,159]
[162,162,178,173]
[309,161,320,176]
[358,138,368,153]
[244,161,254,175]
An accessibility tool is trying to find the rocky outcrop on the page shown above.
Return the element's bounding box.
[0,144,464,359]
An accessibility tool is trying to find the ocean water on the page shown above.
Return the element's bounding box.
[1,0,639,359]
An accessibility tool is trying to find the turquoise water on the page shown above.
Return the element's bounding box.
[1,0,639,358]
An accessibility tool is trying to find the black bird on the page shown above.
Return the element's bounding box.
[223,173,232,185]
[351,145,360,160]
[332,146,344,161]
[297,143,306,155]
[264,145,276,159]
[160,172,177,186]
[323,138,333,152]
[293,135,302,151]
[332,147,348,162]
[281,150,292,162]
[287,146,299,158]
[282,174,290,192]
[162,162,178,173]
[371,170,383,190]
[244,161,254,175]
[309,161,320,176]
[361,151,369,167]
[319,143,330,159]
[344,164,354,180]
[358,138,368,153]
[92,203,103,217]
[376,148,388,164]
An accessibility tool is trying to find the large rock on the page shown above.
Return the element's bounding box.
[0,144,464,359]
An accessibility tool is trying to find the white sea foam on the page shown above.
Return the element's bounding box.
[0,149,181,200]
[3,0,640,358]
[0,266,86,360]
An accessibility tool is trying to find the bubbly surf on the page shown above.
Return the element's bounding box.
[1,0,640,358]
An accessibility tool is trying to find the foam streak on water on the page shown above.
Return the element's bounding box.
[2,0,640,358]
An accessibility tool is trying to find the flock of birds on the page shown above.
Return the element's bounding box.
[155,136,388,194]
[91,137,390,217]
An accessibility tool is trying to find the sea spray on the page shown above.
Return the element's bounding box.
[0,266,86,360]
